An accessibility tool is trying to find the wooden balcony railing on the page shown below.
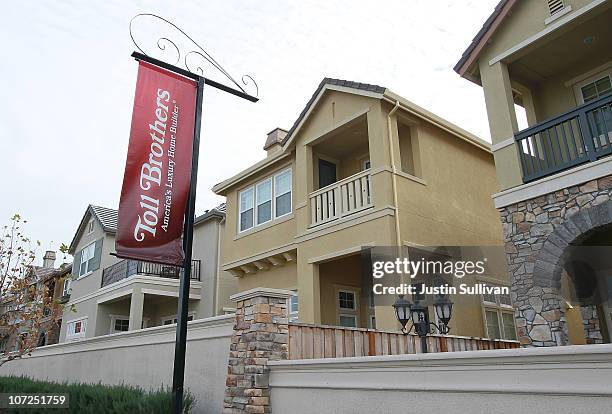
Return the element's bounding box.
[515,93,612,183]
[101,259,200,288]
[288,323,519,359]
[309,169,373,226]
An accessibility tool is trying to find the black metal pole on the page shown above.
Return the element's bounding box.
[171,77,205,414]
[420,336,428,354]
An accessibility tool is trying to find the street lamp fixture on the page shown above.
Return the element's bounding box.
[392,293,454,353]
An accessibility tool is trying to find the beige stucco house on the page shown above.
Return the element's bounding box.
[455,0,612,346]
[59,204,237,342]
[213,78,516,339]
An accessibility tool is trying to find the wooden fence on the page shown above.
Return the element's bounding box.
[288,322,520,360]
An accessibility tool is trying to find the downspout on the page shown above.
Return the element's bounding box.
[387,100,402,247]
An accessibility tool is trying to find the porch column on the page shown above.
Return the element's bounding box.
[296,254,321,324]
[479,60,522,190]
[128,288,144,331]
[224,287,291,414]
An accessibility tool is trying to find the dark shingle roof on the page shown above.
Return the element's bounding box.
[90,205,118,233]
[280,78,386,146]
[69,203,225,253]
[453,0,511,76]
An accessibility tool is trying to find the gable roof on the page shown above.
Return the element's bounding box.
[213,76,492,194]
[280,78,386,147]
[68,204,225,254]
[453,0,516,82]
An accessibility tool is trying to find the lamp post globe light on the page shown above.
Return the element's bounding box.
[392,292,454,353]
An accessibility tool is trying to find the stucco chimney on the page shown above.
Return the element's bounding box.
[263,128,288,156]
[42,250,56,268]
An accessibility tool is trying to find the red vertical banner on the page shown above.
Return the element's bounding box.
[116,61,198,265]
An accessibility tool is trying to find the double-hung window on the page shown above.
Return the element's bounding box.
[239,188,255,232]
[338,289,358,328]
[481,284,516,340]
[238,168,292,232]
[274,169,292,218]
[66,317,87,341]
[78,242,96,278]
[62,278,72,296]
[256,179,273,225]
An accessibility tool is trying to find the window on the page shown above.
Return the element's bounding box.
[481,283,516,340]
[289,291,298,322]
[239,188,255,232]
[87,220,94,234]
[339,314,357,328]
[256,179,273,225]
[162,313,194,325]
[110,316,129,333]
[275,169,292,218]
[78,242,96,278]
[580,75,612,103]
[238,168,292,233]
[66,317,87,341]
[485,309,516,340]
[338,290,356,310]
[62,278,72,296]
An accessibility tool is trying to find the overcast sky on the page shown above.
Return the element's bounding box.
[2,0,522,265]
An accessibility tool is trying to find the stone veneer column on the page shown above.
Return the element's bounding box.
[224,288,292,414]
[499,176,612,347]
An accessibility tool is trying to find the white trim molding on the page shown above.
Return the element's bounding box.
[491,136,516,152]
[493,156,612,208]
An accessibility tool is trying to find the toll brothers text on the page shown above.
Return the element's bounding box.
[133,88,181,242]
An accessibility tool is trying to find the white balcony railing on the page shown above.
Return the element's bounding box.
[309,169,373,226]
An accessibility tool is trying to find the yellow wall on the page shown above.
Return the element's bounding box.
[217,88,506,338]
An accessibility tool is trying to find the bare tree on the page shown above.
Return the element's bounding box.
[0,214,68,368]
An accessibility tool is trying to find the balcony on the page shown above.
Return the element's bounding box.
[309,169,373,227]
[101,259,201,288]
[515,94,612,183]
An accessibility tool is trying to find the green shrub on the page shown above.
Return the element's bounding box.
[0,375,195,413]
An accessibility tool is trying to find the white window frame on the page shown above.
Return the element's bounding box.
[484,308,517,341]
[274,168,292,219]
[109,315,130,333]
[238,168,293,234]
[255,178,273,226]
[239,187,255,232]
[480,283,516,340]
[66,317,87,341]
[289,290,298,322]
[77,242,96,279]
[87,219,95,235]
[62,278,72,296]
[573,68,612,105]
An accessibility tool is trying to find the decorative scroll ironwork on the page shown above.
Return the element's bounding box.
[129,13,258,97]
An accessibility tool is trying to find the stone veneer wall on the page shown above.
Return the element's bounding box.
[224,288,291,414]
[499,175,612,347]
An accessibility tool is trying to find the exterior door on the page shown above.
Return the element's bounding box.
[318,159,337,189]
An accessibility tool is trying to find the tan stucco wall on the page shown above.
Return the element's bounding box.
[472,0,610,190]
[217,88,506,338]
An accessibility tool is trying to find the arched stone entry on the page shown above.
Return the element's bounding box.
[499,176,612,347]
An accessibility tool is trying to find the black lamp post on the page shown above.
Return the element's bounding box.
[393,293,453,353]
